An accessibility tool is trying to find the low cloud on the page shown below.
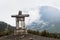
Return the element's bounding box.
[22,8,49,29]
[22,8,41,25]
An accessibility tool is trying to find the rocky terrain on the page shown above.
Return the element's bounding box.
[0,34,60,40]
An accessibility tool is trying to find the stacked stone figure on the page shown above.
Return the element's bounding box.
[11,11,29,36]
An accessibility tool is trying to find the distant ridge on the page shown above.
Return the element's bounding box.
[0,21,14,32]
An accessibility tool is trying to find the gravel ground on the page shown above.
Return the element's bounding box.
[0,34,60,40]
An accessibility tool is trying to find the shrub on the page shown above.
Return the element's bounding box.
[0,29,13,37]
[27,30,60,39]
[27,30,40,35]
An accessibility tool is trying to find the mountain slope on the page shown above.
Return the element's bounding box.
[27,6,60,33]
[40,6,60,33]
[0,21,14,32]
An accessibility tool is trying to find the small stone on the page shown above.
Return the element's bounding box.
[20,35,24,39]
[29,37,33,40]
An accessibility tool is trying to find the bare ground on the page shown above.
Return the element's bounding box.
[0,34,60,40]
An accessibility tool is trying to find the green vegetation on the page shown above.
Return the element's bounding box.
[0,21,14,37]
[27,30,60,39]
[0,29,13,37]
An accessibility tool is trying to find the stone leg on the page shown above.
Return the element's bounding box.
[16,21,19,30]
[14,18,19,35]
[21,21,28,34]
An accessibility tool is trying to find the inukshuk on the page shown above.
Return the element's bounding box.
[11,11,29,36]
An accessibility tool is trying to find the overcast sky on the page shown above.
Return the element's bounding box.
[0,0,60,26]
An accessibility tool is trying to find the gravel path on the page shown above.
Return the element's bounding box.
[0,34,60,40]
